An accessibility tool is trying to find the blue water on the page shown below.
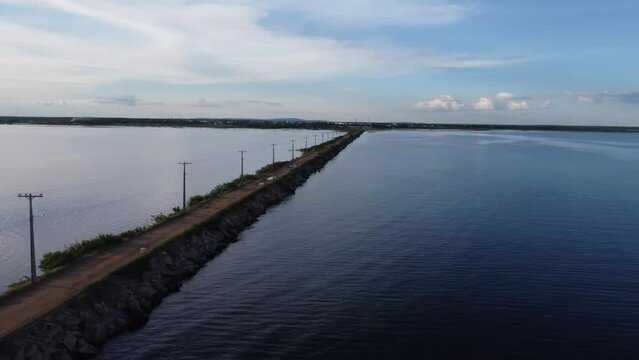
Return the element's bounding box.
[100,130,639,359]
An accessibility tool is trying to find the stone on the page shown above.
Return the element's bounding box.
[86,323,107,346]
[77,340,98,356]
[62,331,77,352]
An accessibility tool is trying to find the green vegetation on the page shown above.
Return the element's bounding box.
[3,277,31,296]
[39,232,143,272]
[256,161,287,177]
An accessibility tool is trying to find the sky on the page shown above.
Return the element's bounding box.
[0,0,638,124]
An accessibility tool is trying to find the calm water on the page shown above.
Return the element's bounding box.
[0,125,332,289]
[99,130,639,359]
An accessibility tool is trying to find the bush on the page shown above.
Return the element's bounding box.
[256,162,287,177]
[188,194,206,206]
[152,212,169,224]
[119,226,147,239]
[40,234,123,272]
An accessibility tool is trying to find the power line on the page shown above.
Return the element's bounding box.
[17,193,43,284]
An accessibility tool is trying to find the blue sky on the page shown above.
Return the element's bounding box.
[0,0,638,124]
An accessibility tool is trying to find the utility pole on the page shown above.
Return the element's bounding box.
[178,161,191,210]
[18,193,43,284]
[239,150,247,176]
[314,134,318,146]
[290,140,295,161]
[322,133,324,143]
[270,144,277,164]
[304,136,308,149]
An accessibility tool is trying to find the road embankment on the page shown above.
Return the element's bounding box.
[0,130,363,360]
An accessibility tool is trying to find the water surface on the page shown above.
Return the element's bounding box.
[94,130,639,358]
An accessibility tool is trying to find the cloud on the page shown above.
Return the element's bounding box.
[507,100,529,110]
[34,100,67,106]
[576,95,594,103]
[415,95,464,111]
[0,1,530,92]
[0,1,375,89]
[571,91,639,105]
[192,99,283,108]
[415,55,536,69]
[94,95,139,106]
[474,97,494,110]
[269,0,477,27]
[417,92,542,112]
[471,92,546,111]
[495,92,514,100]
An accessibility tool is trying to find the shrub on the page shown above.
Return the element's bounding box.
[256,162,287,177]
[40,234,123,272]
[188,195,206,206]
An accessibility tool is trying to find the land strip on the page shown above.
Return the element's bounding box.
[2,116,639,133]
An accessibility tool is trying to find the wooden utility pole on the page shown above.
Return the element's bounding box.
[270,144,277,164]
[239,150,247,176]
[18,193,43,284]
[178,162,191,210]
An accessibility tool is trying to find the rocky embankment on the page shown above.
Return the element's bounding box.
[0,131,362,360]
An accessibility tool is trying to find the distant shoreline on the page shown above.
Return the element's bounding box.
[2,116,639,133]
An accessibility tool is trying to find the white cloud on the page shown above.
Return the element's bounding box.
[94,95,140,106]
[416,95,464,111]
[473,92,540,111]
[421,56,532,69]
[0,1,375,89]
[269,0,476,27]
[570,91,639,105]
[34,100,67,106]
[495,92,514,100]
[192,99,282,108]
[0,0,538,116]
[577,95,594,103]
[507,100,529,110]
[474,97,494,110]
